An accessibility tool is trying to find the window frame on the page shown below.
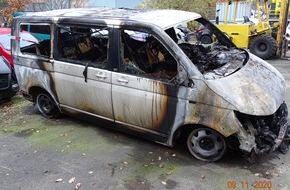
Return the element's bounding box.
[54,22,113,71]
[117,26,180,83]
[19,23,51,59]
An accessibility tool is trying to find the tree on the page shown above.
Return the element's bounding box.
[0,0,31,26]
[140,0,217,19]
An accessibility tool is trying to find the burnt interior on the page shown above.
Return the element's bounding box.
[120,26,248,82]
[235,102,289,154]
[57,26,109,69]
[20,40,51,57]
[120,29,178,81]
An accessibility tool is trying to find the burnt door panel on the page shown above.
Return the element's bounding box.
[54,61,113,119]
[54,24,113,119]
[111,28,183,136]
[112,73,170,135]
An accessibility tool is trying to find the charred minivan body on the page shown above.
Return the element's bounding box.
[12,8,289,161]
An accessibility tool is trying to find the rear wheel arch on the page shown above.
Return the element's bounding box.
[29,86,48,102]
[28,86,61,118]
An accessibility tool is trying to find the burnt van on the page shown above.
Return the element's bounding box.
[12,8,289,161]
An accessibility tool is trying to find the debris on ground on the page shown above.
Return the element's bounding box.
[75,182,81,189]
[69,177,76,183]
[55,178,63,182]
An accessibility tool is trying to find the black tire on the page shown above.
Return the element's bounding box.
[36,92,61,119]
[200,35,213,44]
[249,34,277,60]
[187,127,227,162]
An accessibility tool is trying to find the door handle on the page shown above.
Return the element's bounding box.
[96,72,107,79]
[117,77,129,83]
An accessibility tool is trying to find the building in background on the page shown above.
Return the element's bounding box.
[88,0,142,8]
[28,0,46,11]
[27,0,88,11]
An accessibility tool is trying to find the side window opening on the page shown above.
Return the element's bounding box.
[56,25,109,69]
[20,24,51,58]
[120,29,178,82]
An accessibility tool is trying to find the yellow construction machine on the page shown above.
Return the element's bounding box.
[215,0,288,59]
[269,0,290,18]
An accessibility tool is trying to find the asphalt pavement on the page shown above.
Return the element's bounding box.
[1,56,290,190]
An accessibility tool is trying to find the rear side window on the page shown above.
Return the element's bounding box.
[56,25,109,69]
[19,24,51,58]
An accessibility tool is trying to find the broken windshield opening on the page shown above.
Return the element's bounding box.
[172,18,248,79]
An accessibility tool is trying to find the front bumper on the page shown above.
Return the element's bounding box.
[235,102,289,155]
[0,83,19,100]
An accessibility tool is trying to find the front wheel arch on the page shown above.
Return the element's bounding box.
[187,127,227,162]
[172,125,227,162]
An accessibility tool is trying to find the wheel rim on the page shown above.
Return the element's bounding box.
[201,36,212,44]
[187,128,226,161]
[37,93,55,118]
[258,42,267,52]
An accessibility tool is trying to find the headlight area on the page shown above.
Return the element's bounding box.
[234,102,289,155]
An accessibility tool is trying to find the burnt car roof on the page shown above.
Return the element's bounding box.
[18,8,201,30]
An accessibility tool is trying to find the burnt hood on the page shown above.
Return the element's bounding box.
[204,54,286,116]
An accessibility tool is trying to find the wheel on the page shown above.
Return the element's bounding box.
[249,34,277,60]
[187,127,227,162]
[200,35,212,44]
[36,92,60,118]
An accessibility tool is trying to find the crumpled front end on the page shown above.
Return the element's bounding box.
[235,102,289,155]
